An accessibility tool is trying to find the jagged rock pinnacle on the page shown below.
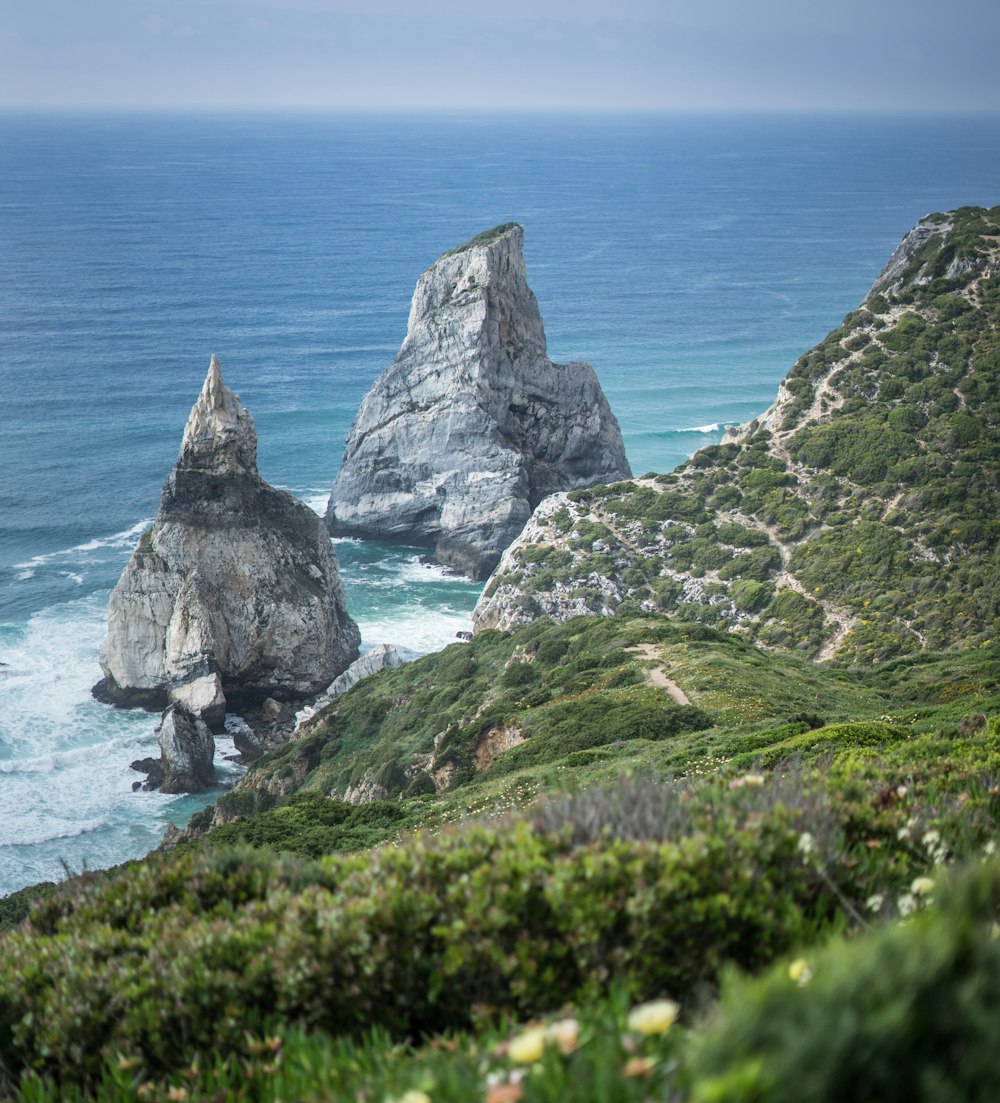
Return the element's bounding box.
[178,354,257,476]
[326,224,631,579]
[94,355,361,785]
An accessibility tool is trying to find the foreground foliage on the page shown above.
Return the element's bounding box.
[689,860,1000,1102]
[0,812,815,1093]
[11,860,1000,1102]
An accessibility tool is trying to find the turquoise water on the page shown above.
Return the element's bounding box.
[2,112,999,895]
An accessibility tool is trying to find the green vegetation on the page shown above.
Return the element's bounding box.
[486,205,1000,663]
[181,613,902,847]
[3,207,1000,1101]
[3,671,1000,1100]
[689,860,1000,1103]
[0,813,816,1092]
[443,222,520,257]
[11,862,1000,1103]
[0,612,998,1100]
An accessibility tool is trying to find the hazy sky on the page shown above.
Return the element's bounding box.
[1,0,998,112]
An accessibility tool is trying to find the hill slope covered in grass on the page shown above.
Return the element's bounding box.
[3,207,1000,1102]
[474,206,1000,664]
[1,638,998,1099]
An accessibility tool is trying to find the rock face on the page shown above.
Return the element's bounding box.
[325,224,632,579]
[294,642,405,730]
[155,705,216,794]
[95,356,361,723]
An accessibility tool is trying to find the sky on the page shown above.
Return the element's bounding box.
[0,0,998,112]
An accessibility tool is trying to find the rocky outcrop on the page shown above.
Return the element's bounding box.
[294,643,404,730]
[94,356,361,726]
[154,705,216,793]
[863,213,956,302]
[341,771,390,806]
[325,224,631,579]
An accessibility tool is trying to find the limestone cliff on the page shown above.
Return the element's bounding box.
[474,206,1000,664]
[325,224,631,579]
[95,356,360,720]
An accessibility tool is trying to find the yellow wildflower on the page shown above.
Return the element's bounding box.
[508,1027,547,1064]
[627,999,679,1035]
[911,876,935,896]
[788,958,813,986]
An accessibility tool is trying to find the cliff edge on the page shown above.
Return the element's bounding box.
[325,224,631,579]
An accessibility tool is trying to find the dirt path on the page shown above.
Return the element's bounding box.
[629,644,692,705]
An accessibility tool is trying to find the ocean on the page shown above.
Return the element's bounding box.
[2,112,999,896]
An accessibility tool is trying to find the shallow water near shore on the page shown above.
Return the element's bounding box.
[2,111,1000,895]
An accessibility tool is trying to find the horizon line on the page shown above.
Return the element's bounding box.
[2,104,1000,119]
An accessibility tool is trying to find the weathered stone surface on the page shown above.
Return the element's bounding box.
[94,356,360,721]
[168,659,227,733]
[154,704,216,794]
[325,224,631,579]
[864,213,952,302]
[341,770,390,806]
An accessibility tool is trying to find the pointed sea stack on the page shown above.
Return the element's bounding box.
[94,356,361,724]
[325,224,632,579]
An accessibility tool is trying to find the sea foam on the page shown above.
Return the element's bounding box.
[13,519,152,580]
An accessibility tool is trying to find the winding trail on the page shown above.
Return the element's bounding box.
[628,644,692,705]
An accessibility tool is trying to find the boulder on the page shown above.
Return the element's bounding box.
[155,704,216,794]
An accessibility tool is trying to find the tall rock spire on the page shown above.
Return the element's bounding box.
[177,354,257,476]
[95,356,360,789]
[325,224,631,579]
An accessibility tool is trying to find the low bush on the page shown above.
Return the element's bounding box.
[207,792,412,857]
[747,721,908,769]
[0,817,816,1091]
[689,860,1000,1103]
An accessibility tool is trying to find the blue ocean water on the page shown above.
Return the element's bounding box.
[2,112,999,896]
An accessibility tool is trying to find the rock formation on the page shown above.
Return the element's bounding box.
[95,356,361,731]
[154,705,216,794]
[325,224,632,579]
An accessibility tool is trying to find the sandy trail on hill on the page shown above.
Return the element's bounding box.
[629,644,692,705]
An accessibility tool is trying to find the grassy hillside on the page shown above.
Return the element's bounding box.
[1,644,998,1098]
[164,613,996,859]
[475,206,1000,664]
[3,207,1000,1101]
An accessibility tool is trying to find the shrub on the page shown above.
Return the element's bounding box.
[688,860,1000,1103]
[751,721,908,768]
[207,794,411,857]
[501,661,535,689]
[0,820,815,1091]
